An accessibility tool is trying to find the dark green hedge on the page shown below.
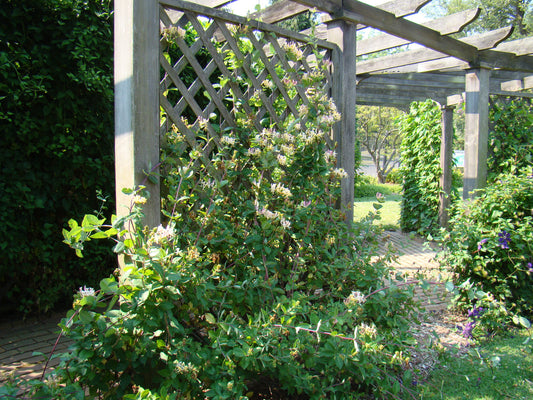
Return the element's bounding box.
[0,0,116,315]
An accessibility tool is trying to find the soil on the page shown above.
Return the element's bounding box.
[409,309,470,382]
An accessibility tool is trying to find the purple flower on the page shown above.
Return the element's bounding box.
[527,262,533,273]
[462,321,476,338]
[477,238,488,250]
[468,307,484,319]
[498,231,511,249]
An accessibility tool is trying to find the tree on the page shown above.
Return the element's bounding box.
[424,0,533,39]
[357,106,403,183]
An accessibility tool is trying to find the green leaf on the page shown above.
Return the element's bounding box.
[205,313,216,324]
[513,315,531,329]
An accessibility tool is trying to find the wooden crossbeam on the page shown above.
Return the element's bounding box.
[357,27,513,75]
[357,9,480,56]
[300,0,430,38]
[382,35,533,74]
[249,0,308,24]
[293,0,481,63]
[164,0,232,25]
[161,0,336,49]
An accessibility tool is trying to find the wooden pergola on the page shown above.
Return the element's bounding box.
[114,0,533,228]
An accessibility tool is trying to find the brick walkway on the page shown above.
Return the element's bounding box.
[376,230,451,312]
[0,231,450,384]
[0,311,71,383]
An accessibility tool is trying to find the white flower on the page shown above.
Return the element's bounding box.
[358,322,377,338]
[324,150,336,164]
[151,224,174,244]
[220,136,236,146]
[79,285,95,297]
[257,207,279,220]
[280,218,291,229]
[198,117,209,130]
[332,168,348,179]
[133,195,147,205]
[261,79,274,89]
[270,183,292,198]
[247,147,260,157]
[344,290,366,306]
[277,154,287,165]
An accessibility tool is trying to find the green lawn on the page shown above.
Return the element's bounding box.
[353,193,402,230]
[418,330,533,400]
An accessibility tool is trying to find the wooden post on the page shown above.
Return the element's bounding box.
[327,19,357,226]
[463,67,490,199]
[114,0,160,227]
[439,105,454,228]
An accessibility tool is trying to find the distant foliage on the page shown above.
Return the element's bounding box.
[399,100,443,235]
[0,0,115,315]
[488,98,533,181]
[385,168,402,184]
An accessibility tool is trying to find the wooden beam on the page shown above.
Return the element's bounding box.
[321,0,431,28]
[327,19,357,225]
[357,8,480,56]
[164,0,232,24]
[439,105,454,229]
[357,82,452,99]
[463,68,490,199]
[357,27,513,75]
[356,89,446,105]
[115,0,160,228]
[300,0,430,37]
[386,35,533,74]
[249,0,308,24]
[494,36,533,56]
[500,75,533,91]
[296,0,482,63]
[160,0,337,49]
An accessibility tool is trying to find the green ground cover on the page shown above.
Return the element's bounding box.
[354,181,402,230]
[418,330,533,400]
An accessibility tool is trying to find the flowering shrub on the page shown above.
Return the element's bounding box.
[5,55,431,399]
[438,169,533,327]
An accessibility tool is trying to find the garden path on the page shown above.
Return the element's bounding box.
[0,231,450,384]
[376,230,451,312]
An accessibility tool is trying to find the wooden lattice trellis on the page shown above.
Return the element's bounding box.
[158,0,337,157]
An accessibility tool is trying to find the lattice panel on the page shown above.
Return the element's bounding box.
[158,1,334,155]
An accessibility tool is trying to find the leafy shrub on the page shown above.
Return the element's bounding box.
[385,168,402,184]
[399,100,444,235]
[28,58,424,399]
[354,182,401,198]
[438,170,533,321]
[488,98,533,181]
[0,0,115,315]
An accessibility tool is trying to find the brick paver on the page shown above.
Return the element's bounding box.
[377,230,451,312]
[0,311,71,383]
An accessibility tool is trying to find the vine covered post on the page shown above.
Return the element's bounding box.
[463,67,490,199]
[114,0,161,227]
[439,104,454,228]
[327,19,357,226]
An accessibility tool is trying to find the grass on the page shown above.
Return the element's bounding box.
[417,330,533,399]
[353,181,402,230]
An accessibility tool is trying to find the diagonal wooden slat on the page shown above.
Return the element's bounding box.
[185,12,265,132]
[215,20,284,127]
